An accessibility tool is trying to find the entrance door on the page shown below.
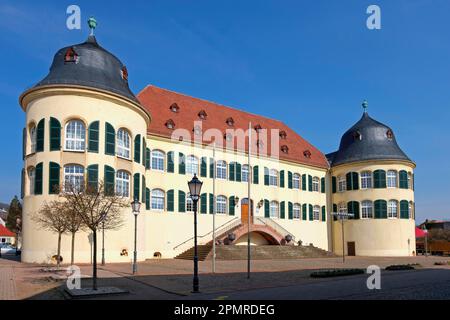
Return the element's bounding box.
[241,204,249,224]
[347,242,356,256]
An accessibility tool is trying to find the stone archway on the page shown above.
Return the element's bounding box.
[229,224,284,245]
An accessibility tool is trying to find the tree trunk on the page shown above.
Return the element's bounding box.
[57,232,62,269]
[71,231,76,265]
[93,229,97,290]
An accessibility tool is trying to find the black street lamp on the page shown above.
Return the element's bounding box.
[131,196,141,274]
[188,174,203,293]
[100,211,107,266]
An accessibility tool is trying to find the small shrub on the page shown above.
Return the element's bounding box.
[385,264,415,271]
[434,261,450,266]
[310,269,365,278]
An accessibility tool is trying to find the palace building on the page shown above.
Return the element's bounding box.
[18,23,416,264]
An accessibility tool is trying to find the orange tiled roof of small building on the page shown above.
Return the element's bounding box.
[0,225,15,237]
[137,85,329,169]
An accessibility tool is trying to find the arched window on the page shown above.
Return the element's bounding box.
[151,150,165,171]
[361,171,372,189]
[338,202,347,214]
[313,205,320,220]
[361,200,373,219]
[63,164,84,191]
[312,177,320,192]
[388,200,398,218]
[151,189,165,210]
[241,165,249,182]
[29,125,36,153]
[115,171,130,197]
[216,195,227,214]
[116,129,131,159]
[269,169,278,186]
[216,161,227,180]
[293,174,300,189]
[409,201,414,219]
[293,203,301,219]
[338,176,346,192]
[186,197,194,212]
[65,120,86,151]
[28,167,35,195]
[270,201,279,218]
[186,155,199,175]
[387,170,397,188]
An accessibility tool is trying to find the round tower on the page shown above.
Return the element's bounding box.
[19,20,151,263]
[328,101,416,257]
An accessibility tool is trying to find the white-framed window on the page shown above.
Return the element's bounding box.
[242,165,249,182]
[64,164,84,191]
[409,201,414,219]
[216,195,227,214]
[408,173,413,189]
[270,201,279,218]
[293,203,301,219]
[115,170,130,197]
[186,155,199,175]
[269,169,278,186]
[293,173,300,189]
[186,197,194,212]
[338,202,347,214]
[312,177,319,192]
[216,161,227,180]
[65,120,86,151]
[28,167,35,195]
[361,171,372,189]
[151,189,165,210]
[151,150,165,171]
[387,170,397,188]
[313,205,320,221]
[388,200,398,218]
[338,176,346,192]
[361,200,373,219]
[30,125,36,153]
[116,128,131,159]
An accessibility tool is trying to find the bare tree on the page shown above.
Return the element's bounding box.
[33,201,68,268]
[60,181,128,290]
[65,205,86,266]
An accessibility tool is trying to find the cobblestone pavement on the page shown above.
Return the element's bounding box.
[0,265,17,300]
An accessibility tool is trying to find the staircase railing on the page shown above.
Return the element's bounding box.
[255,217,296,242]
[173,217,241,251]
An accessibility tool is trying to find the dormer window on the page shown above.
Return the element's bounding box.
[198,110,207,120]
[386,129,393,140]
[170,103,180,113]
[303,150,312,158]
[193,125,202,136]
[280,131,287,139]
[254,124,262,132]
[281,145,289,154]
[121,66,128,81]
[64,47,78,63]
[165,119,175,130]
[224,133,233,142]
[226,117,235,127]
[353,130,362,141]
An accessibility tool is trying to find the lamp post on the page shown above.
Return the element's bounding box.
[422,225,428,257]
[188,174,203,293]
[100,211,107,266]
[331,211,354,263]
[131,196,141,274]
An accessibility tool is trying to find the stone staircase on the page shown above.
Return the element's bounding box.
[174,244,213,261]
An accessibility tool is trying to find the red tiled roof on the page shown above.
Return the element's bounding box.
[0,225,15,237]
[137,85,329,169]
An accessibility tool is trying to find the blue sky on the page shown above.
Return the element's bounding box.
[0,1,449,222]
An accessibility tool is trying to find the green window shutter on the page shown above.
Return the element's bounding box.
[209,158,215,178]
[133,173,140,201]
[302,204,307,220]
[209,193,214,214]
[346,172,353,191]
[352,172,359,190]
[178,191,186,212]
[179,153,186,174]
[134,134,141,163]
[142,137,146,165]
[280,170,285,188]
[309,204,313,220]
[167,190,174,212]
[321,177,326,193]
[145,188,150,210]
[105,122,115,155]
[21,169,25,199]
[332,176,337,193]
[200,157,207,177]
[253,166,259,184]
[22,128,26,159]
[104,165,115,196]
[264,167,269,186]
[308,175,313,192]
[167,151,175,173]
[87,121,99,153]
[302,174,307,190]
[288,202,293,220]
[229,162,235,181]
[48,162,60,194]
[36,119,45,152]
[288,171,293,189]
[264,199,270,218]
[347,201,360,220]
[229,196,235,216]
[375,200,387,219]
[280,201,285,219]
[412,173,415,191]
[374,170,386,188]
[49,117,61,151]
[400,200,409,219]
[399,171,408,189]
[333,204,338,220]
[236,163,242,182]
[141,175,146,204]
[87,164,98,192]
[200,193,207,214]
[35,162,43,195]
[322,206,326,222]
[145,148,151,169]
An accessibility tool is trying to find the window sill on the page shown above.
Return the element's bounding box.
[63,149,86,153]
[117,155,132,162]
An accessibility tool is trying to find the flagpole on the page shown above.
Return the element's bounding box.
[212,142,216,273]
[247,122,252,279]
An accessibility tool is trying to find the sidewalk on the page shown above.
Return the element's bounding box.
[0,266,17,300]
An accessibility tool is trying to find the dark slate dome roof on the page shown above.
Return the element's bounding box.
[33,35,139,103]
[327,111,412,167]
